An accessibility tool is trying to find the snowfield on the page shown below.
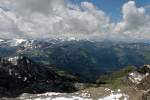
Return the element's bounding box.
[99,92,129,100]
[19,89,129,100]
[19,92,92,100]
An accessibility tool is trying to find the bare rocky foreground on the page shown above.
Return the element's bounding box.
[1,86,148,100]
[11,64,150,100]
[1,87,129,100]
[21,87,150,100]
[0,52,150,100]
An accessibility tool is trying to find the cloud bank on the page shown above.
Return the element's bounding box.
[114,1,150,41]
[0,0,149,41]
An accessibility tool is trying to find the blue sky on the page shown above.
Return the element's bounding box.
[71,0,150,21]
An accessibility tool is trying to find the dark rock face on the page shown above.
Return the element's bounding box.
[137,65,150,74]
[0,56,76,98]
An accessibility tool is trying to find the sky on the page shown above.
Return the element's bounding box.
[72,0,150,21]
[0,0,149,41]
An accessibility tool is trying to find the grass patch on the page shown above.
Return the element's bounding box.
[96,66,135,89]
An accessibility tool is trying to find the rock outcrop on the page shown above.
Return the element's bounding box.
[0,56,76,98]
[125,65,150,100]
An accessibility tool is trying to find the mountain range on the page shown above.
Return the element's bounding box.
[0,38,150,99]
[0,38,150,82]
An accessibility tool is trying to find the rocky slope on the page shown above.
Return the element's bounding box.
[0,56,77,98]
[1,64,150,100]
[125,65,150,100]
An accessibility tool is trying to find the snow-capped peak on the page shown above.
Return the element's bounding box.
[9,39,27,46]
[0,39,4,42]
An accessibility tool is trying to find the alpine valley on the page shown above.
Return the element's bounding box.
[0,38,150,99]
[0,38,150,81]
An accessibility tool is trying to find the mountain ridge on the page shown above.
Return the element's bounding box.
[0,39,150,82]
[0,55,77,98]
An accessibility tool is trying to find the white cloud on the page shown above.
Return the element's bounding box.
[81,1,96,11]
[13,0,67,15]
[114,1,150,40]
[115,1,146,31]
[0,8,27,38]
[0,0,110,39]
[0,0,149,41]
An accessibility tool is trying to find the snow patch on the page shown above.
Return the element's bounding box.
[144,64,150,69]
[105,88,111,91]
[23,77,27,81]
[128,72,149,84]
[0,39,4,42]
[19,92,92,100]
[8,69,12,75]
[9,39,27,46]
[8,56,19,65]
[99,91,129,100]
[33,96,92,100]
[19,89,129,100]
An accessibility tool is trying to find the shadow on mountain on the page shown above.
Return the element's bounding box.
[0,56,77,98]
